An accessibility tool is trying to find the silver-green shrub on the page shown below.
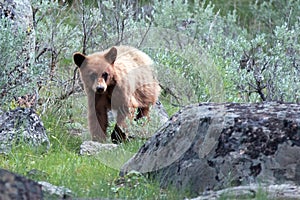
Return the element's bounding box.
[151,0,299,103]
[0,18,37,107]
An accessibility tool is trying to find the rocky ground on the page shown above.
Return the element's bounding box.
[1,102,300,199]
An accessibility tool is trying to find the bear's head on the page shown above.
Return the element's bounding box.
[73,47,117,94]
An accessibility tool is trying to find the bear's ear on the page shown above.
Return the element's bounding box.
[73,52,86,68]
[104,47,117,65]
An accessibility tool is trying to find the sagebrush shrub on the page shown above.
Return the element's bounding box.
[0,18,38,108]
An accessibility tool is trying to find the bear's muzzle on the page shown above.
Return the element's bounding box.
[96,85,105,93]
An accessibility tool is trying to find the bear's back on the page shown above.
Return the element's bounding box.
[108,46,159,105]
[109,46,156,84]
[114,45,154,70]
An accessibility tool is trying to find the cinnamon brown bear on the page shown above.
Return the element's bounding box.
[73,46,160,143]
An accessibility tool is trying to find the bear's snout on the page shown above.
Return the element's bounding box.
[96,85,105,93]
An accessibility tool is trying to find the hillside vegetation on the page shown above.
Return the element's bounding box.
[0,0,299,199]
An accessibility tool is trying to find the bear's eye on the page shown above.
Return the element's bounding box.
[90,73,97,80]
[102,72,109,81]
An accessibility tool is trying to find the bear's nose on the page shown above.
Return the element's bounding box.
[96,86,105,93]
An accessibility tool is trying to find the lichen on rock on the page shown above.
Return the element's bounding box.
[0,107,50,154]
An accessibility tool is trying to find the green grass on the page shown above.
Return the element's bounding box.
[1,146,116,197]
[0,140,183,199]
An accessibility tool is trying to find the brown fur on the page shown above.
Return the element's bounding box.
[73,46,160,142]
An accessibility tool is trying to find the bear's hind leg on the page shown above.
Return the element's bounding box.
[135,107,150,120]
[111,109,128,143]
[111,124,127,144]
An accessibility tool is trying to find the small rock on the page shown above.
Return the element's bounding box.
[190,184,300,200]
[38,181,72,199]
[80,141,118,155]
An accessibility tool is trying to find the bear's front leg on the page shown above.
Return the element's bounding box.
[95,95,109,139]
[95,107,108,135]
[87,92,107,142]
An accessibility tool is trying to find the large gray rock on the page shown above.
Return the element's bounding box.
[0,168,72,200]
[0,168,43,200]
[0,107,50,154]
[121,102,300,197]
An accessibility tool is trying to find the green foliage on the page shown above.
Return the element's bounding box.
[0,18,37,107]
[32,0,82,103]
[150,1,243,103]
[75,0,148,52]
[208,0,255,27]
[152,0,299,103]
[235,23,300,102]
[148,48,198,105]
[42,108,83,153]
[249,0,300,34]
[1,0,300,199]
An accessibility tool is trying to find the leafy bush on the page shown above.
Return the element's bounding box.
[238,23,300,102]
[0,18,39,107]
[151,0,300,103]
[149,1,244,103]
[32,0,82,103]
[249,0,300,34]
